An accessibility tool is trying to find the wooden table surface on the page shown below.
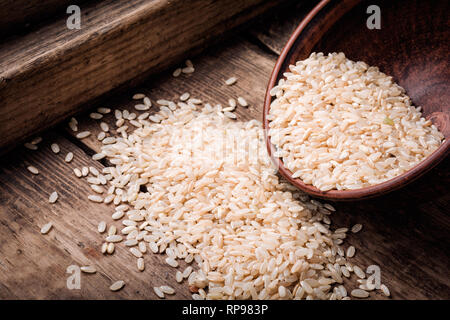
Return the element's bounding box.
[0,1,449,299]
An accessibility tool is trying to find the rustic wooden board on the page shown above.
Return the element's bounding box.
[0,1,448,300]
[0,0,286,152]
[0,133,193,299]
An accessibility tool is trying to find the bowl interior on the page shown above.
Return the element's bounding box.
[265,0,450,200]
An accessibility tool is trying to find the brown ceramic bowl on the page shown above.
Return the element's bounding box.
[263,0,449,200]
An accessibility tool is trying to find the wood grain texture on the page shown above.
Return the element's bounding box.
[0,0,448,300]
[0,133,192,299]
[0,0,285,152]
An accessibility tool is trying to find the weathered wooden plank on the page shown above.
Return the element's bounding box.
[0,134,192,299]
[0,0,286,152]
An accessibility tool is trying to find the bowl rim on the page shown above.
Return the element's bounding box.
[262,0,450,200]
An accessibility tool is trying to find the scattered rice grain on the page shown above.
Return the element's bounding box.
[40,222,53,234]
[65,152,74,162]
[48,191,58,204]
[110,280,125,291]
[27,166,39,175]
[76,131,91,139]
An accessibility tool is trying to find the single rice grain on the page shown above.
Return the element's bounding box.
[380,284,390,297]
[76,131,91,139]
[153,286,165,299]
[225,77,237,86]
[133,93,145,100]
[48,191,58,204]
[237,97,248,107]
[40,222,53,234]
[351,224,363,233]
[27,166,39,175]
[110,280,125,291]
[65,152,74,162]
[81,266,96,274]
[90,113,103,120]
[98,221,107,233]
[351,289,369,298]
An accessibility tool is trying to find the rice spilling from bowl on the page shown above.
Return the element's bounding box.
[98,102,377,300]
[268,52,444,191]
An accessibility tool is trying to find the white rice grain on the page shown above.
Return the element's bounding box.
[180,92,190,101]
[110,280,125,291]
[172,68,182,77]
[40,222,53,234]
[237,97,248,107]
[182,67,195,74]
[107,243,115,254]
[224,111,236,119]
[90,113,103,120]
[76,131,91,139]
[137,258,145,271]
[98,221,107,233]
[225,77,237,86]
[97,107,111,114]
[165,257,178,268]
[88,195,103,203]
[228,98,236,108]
[106,235,123,243]
[153,286,165,299]
[346,246,355,258]
[160,285,175,295]
[73,168,82,177]
[351,224,363,233]
[351,289,369,298]
[380,284,390,297]
[64,152,74,163]
[133,93,146,100]
[27,166,39,175]
[80,266,96,274]
[24,143,38,150]
[48,191,58,204]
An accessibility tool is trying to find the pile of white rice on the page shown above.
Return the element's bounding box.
[95,101,381,300]
[268,52,444,191]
